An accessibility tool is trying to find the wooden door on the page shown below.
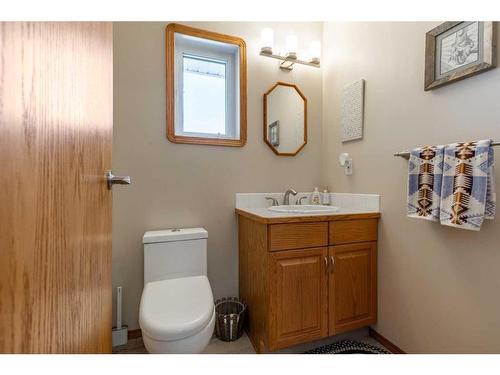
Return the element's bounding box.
[0,22,113,353]
[329,242,377,335]
[269,247,328,350]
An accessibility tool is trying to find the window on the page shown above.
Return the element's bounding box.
[166,24,247,147]
[182,55,226,136]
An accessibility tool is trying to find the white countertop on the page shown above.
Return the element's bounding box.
[235,192,381,223]
[237,206,380,219]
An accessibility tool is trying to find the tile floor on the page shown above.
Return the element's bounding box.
[113,328,389,354]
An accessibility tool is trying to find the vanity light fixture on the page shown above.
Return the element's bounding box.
[260,27,274,54]
[285,35,298,60]
[309,40,321,65]
[259,28,320,71]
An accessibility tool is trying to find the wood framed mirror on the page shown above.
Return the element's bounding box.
[166,23,247,147]
[263,82,307,156]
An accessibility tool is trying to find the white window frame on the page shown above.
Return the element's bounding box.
[174,35,240,140]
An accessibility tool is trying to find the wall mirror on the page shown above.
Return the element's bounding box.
[166,23,247,147]
[263,82,307,156]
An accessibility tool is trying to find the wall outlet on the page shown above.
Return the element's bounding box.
[344,159,353,175]
[338,152,353,175]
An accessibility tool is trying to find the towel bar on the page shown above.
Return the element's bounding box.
[394,141,500,160]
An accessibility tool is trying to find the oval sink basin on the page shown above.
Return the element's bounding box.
[268,205,340,214]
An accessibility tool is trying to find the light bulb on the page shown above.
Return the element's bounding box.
[285,35,298,59]
[309,40,321,64]
[260,28,274,54]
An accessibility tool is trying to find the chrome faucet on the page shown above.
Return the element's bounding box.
[283,188,298,205]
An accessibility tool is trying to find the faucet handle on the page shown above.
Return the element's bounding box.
[295,196,307,205]
[265,197,279,206]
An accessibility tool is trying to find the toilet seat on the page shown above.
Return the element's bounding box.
[139,275,214,342]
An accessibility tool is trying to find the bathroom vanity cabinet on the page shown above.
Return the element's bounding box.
[236,210,380,353]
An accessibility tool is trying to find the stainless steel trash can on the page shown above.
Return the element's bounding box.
[214,297,247,342]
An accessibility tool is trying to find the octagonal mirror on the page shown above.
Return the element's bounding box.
[263,82,307,156]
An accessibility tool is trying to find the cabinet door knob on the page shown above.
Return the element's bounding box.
[324,257,329,274]
[330,256,335,273]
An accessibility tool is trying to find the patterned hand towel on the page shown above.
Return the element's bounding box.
[440,140,496,231]
[407,145,445,221]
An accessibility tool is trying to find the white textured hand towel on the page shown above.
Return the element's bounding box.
[440,140,496,231]
[407,145,445,221]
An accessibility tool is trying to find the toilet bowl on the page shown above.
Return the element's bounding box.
[139,228,214,354]
[140,275,215,353]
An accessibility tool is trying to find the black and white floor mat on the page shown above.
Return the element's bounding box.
[304,340,390,354]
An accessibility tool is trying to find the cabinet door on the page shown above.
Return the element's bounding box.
[329,242,377,335]
[269,247,328,350]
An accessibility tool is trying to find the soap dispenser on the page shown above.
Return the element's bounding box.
[321,186,330,206]
[312,187,321,205]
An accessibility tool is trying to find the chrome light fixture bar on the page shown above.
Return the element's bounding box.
[259,50,320,70]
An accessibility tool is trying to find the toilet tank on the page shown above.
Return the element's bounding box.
[142,228,208,285]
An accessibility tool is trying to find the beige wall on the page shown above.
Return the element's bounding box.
[322,22,500,353]
[114,21,500,352]
[113,22,323,330]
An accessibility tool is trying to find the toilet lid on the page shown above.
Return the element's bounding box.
[139,276,214,341]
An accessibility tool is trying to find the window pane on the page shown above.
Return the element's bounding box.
[183,55,226,135]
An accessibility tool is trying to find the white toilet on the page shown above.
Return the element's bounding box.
[139,228,215,354]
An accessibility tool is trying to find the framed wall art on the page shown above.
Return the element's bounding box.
[341,79,365,142]
[424,22,497,91]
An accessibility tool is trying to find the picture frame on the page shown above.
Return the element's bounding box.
[424,21,497,91]
[268,120,280,147]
